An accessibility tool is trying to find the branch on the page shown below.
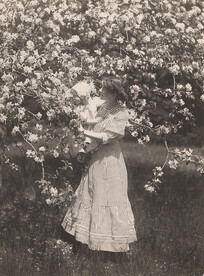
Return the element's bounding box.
[18,130,45,179]
[161,140,170,170]
[21,91,34,97]
[13,69,27,78]
[120,47,129,55]
[39,84,48,92]
[173,75,176,91]
[41,163,45,180]
[19,130,38,153]
[165,140,170,153]
[26,110,41,120]
[126,28,129,42]
[119,46,122,56]
[129,119,157,134]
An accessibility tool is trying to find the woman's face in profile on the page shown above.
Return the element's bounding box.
[100,86,116,102]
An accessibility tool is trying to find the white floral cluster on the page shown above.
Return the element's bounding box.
[37,179,74,206]
[0,0,204,205]
[144,167,164,194]
[4,155,19,171]
[145,146,204,194]
[45,238,72,256]
[169,148,204,174]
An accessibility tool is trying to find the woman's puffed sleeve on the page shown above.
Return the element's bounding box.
[101,109,129,144]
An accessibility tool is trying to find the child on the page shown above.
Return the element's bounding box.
[71,82,104,153]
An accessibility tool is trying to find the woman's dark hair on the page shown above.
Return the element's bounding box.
[102,76,129,102]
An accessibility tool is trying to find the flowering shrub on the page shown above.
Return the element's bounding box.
[0,0,204,197]
[144,142,204,193]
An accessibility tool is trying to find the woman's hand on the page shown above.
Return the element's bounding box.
[83,129,105,141]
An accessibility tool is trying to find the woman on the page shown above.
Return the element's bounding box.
[61,76,137,254]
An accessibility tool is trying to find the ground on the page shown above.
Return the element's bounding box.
[0,141,203,276]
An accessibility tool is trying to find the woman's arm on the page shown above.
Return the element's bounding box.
[84,129,105,141]
[84,129,121,144]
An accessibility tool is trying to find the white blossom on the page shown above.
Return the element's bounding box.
[179,99,185,106]
[62,106,72,114]
[53,12,64,23]
[34,156,45,163]
[150,57,157,65]
[17,107,26,120]
[52,150,59,158]
[144,135,150,142]
[200,94,204,102]
[138,138,144,145]
[27,56,36,64]
[2,73,13,83]
[12,126,20,135]
[197,23,203,29]
[47,109,55,120]
[132,49,139,55]
[94,49,102,55]
[183,148,193,156]
[144,184,155,193]
[52,51,58,58]
[99,12,109,18]
[101,37,107,44]
[168,160,179,169]
[27,133,38,143]
[50,187,58,197]
[169,64,180,75]
[137,14,144,24]
[0,114,7,122]
[35,124,43,131]
[69,35,80,44]
[39,146,46,152]
[0,102,5,109]
[26,150,35,158]
[62,146,69,154]
[186,27,194,33]
[192,62,199,69]
[46,199,52,205]
[26,40,34,50]
[143,36,150,43]
[198,38,204,44]
[88,31,96,37]
[24,66,33,74]
[117,37,124,44]
[175,23,185,31]
[36,112,42,119]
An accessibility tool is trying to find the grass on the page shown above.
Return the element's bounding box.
[0,140,204,276]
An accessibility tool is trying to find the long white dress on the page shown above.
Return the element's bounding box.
[62,103,137,252]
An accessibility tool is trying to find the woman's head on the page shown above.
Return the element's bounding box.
[100,76,128,103]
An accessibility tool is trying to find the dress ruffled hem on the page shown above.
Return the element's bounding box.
[61,201,137,252]
[61,221,137,252]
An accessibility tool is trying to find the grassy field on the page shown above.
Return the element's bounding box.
[0,140,204,276]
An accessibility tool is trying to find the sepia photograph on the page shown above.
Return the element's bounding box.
[0,0,204,275]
